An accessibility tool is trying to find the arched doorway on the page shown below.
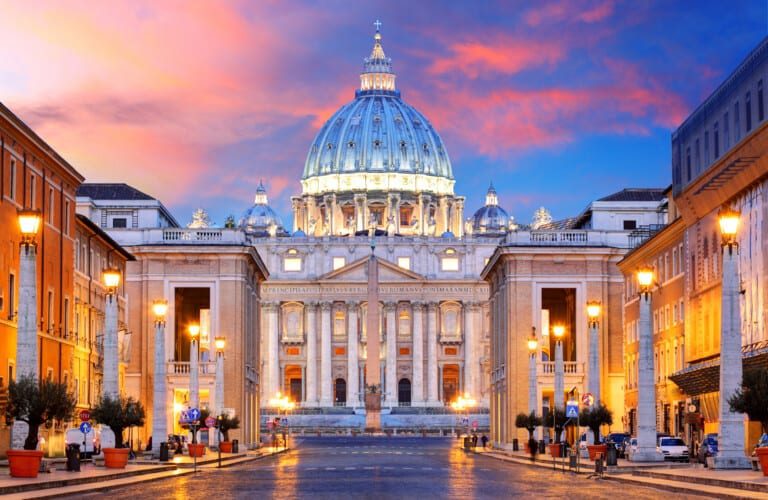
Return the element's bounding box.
[284,365,303,403]
[442,364,460,403]
[334,378,346,406]
[398,378,411,406]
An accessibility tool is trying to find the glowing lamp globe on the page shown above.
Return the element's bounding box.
[586,301,601,320]
[102,268,121,290]
[152,300,168,319]
[636,267,654,289]
[718,207,740,244]
[18,209,41,240]
[188,324,201,338]
[527,337,538,351]
[552,325,565,339]
[215,336,226,351]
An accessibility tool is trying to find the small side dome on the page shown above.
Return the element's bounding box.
[292,229,307,238]
[239,181,286,236]
[472,183,514,235]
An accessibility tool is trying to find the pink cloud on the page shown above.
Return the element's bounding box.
[524,0,615,26]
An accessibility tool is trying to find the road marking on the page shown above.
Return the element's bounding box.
[306,467,318,470]
[345,467,356,470]
[325,467,336,470]
[422,467,433,470]
[403,467,414,470]
[363,466,375,470]
[480,468,491,471]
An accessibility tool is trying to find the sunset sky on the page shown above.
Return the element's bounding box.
[1,1,766,227]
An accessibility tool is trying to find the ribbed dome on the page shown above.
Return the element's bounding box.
[239,181,285,236]
[300,26,454,196]
[472,184,513,234]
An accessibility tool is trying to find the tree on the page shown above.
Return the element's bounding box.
[6,375,76,450]
[729,368,768,434]
[580,403,614,444]
[217,414,241,442]
[544,408,568,443]
[90,395,146,448]
[515,412,542,440]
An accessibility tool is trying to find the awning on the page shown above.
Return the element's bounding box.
[668,340,768,396]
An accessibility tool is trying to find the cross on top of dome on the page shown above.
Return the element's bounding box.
[485,182,499,206]
[361,20,396,93]
[254,179,268,205]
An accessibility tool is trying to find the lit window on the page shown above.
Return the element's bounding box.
[441,257,459,272]
[333,257,346,270]
[445,248,455,255]
[284,257,302,272]
[397,257,411,270]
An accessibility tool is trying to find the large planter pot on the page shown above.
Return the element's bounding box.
[188,443,206,457]
[587,444,608,461]
[756,447,768,477]
[103,448,130,469]
[7,450,44,478]
[548,443,561,458]
[219,441,233,453]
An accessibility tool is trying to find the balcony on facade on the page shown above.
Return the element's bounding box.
[107,227,247,246]
[504,229,632,248]
[538,361,585,384]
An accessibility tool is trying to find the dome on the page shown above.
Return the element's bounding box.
[472,183,513,234]
[300,26,454,197]
[239,181,285,236]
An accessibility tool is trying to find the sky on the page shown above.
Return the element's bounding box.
[1,0,766,227]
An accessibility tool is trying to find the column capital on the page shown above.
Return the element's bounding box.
[305,300,319,311]
[411,301,425,311]
[383,301,397,312]
[426,301,439,311]
[319,301,333,311]
[262,301,279,312]
[346,300,358,312]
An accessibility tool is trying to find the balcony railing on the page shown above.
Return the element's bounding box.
[167,361,217,375]
[504,230,630,248]
[539,361,583,375]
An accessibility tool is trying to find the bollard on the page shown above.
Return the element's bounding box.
[66,443,81,471]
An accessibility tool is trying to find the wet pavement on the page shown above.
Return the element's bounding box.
[72,436,706,499]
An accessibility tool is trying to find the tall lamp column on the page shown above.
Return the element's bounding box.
[713,208,750,469]
[102,267,122,398]
[151,300,169,457]
[527,331,538,415]
[633,267,663,461]
[188,324,201,409]
[213,336,226,447]
[586,301,601,405]
[16,210,41,380]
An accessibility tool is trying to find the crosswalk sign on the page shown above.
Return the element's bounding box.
[566,401,579,419]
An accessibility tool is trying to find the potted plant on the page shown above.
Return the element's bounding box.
[6,374,75,477]
[544,408,567,458]
[580,403,613,461]
[515,411,542,452]
[91,394,145,468]
[217,414,240,453]
[186,407,210,457]
[729,368,768,476]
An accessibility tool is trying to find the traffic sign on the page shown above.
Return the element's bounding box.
[188,408,201,421]
[79,422,92,434]
[565,401,579,419]
[205,416,216,428]
[582,393,594,406]
[79,410,91,422]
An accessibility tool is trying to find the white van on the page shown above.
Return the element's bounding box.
[65,427,100,457]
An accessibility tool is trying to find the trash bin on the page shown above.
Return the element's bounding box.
[232,439,239,453]
[159,442,170,462]
[606,444,618,466]
[512,438,519,451]
[538,440,546,454]
[463,437,471,450]
[66,443,81,471]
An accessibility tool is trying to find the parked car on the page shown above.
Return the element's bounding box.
[658,436,689,461]
[698,434,718,465]
[65,427,100,458]
[606,433,630,457]
[625,437,638,457]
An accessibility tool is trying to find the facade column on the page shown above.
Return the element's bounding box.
[426,302,439,405]
[714,241,750,468]
[554,339,564,411]
[16,245,37,379]
[411,302,425,405]
[305,302,318,406]
[346,301,359,407]
[152,319,167,456]
[384,302,397,407]
[463,301,475,398]
[103,294,119,398]
[588,321,600,404]
[190,334,199,409]
[213,343,224,446]
[634,290,663,461]
[264,302,280,399]
[319,302,333,406]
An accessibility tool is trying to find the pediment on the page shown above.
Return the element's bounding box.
[318,256,425,282]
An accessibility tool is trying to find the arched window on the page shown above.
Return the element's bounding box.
[334,378,347,406]
[398,378,411,406]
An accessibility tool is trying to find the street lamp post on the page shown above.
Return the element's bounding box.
[586,301,601,407]
[269,393,295,450]
[16,209,41,380]
[713,207,750,469]
[552,324,565,423]
[213,336,225,447]
[151,300,169,458]
[633,267,663,461]
[188,324,200,410]
[102,267,122,398]
[527,331,538,415]
[451,394,477,440]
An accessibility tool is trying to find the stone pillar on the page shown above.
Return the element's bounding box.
[463,302,475,397]
[384,302,397,407]
[213,346,224,446]
[152,320,168,456]
[588,321,600,405]
[291,198,301,233]
[305,302,318,406]
[346,301,359,407]
[190,336,199,409]
[529,350,537,415]
[319,302,332,406]
[554,339,564,412]
[103,294,119,398]
[634,291,663,461]
[264,302,280,399]
[411,302,425,405]
[713,244,750,468]
[426,302,439,405]
[16,245,37,379]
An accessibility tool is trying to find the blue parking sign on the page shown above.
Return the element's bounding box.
[188,408,201,421]
[566,402,579,419]
[79,422,92,434]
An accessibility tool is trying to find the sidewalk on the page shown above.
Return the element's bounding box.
[0,446,287,499]
[471,446,768,498]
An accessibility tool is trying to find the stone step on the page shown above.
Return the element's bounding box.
[606,473,768,499]
[633,468,768,494]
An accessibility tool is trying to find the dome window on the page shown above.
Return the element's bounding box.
[422,143,429,152]
[348,141,355,149]
[400,141,407,149]
[327,143,334,150]
[374,139,382,148]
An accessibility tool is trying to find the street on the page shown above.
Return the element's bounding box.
[73,437,706,499]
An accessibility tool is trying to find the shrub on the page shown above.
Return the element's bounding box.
[7,375,76,450]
